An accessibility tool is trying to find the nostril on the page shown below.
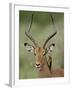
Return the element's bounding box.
[36,64,40,66]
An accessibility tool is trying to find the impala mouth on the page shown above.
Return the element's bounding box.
[35,65,41,68]
[35,64,42,71]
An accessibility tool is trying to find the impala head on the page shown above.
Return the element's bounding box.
[24,31,56,71]
[24,13,56,71]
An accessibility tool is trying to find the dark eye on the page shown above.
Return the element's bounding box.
[43,53,46,56]
[34,53,36,56]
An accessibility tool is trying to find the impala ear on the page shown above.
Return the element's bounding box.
[47,43,55,53]
[24,43,34,52]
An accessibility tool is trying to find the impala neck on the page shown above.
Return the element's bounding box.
[38,56,51,78]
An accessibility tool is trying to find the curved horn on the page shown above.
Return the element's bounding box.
[43,32,57,48]
[43,13,57,48]
[25,13,38,47]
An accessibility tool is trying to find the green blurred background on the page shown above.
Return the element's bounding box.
[19,11,64,79]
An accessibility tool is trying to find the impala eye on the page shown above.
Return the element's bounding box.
[34,53,36,56]
[43,53,46,56]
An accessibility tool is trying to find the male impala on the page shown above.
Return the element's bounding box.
[24,14,64,78]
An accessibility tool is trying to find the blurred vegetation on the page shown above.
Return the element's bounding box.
[19,11,64,79]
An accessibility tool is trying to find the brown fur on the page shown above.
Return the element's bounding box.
[34,47,64,78]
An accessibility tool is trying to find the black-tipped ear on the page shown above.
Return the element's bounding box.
[24,42,34,52]
[46,43,55,53]
[24,43,27,46]
[52,43,55,47]
[48,43,55,52]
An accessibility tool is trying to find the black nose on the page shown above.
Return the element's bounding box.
[36,64,40,66]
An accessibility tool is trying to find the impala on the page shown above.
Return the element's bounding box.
[24,14,64,78]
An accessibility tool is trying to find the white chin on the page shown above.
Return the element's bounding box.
[35,65,42,71]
